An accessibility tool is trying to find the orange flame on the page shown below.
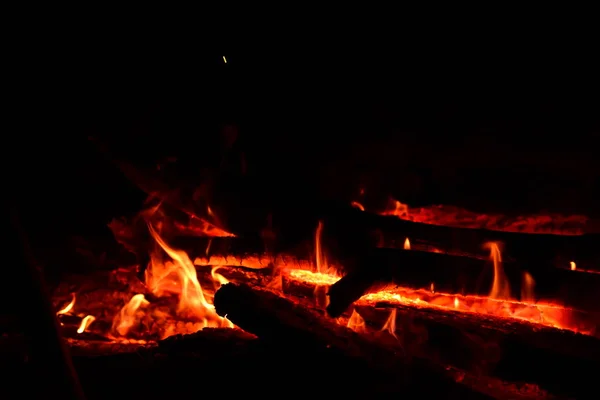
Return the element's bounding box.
[485,242,511,300]
[347,309,366,333]
[381,308,397,338]
[521,271,536,302]
[112,294,149,337]
[403,238,411,250]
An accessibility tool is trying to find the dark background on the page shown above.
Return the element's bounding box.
[12,34,600,267]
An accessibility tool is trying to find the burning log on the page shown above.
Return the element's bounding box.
[213,283,493,398]
[323,205,600,272]
[354,303,600,399]
[326,247,600,317]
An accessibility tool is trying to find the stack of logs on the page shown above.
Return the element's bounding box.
[187,204,600,399]
[29,204,600,398]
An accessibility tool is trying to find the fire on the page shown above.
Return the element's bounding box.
[77,315,96,334]
[485,242,511,300]
[403,238,410,250]
[109,223,233,340]
[369,197,588,235]
[381,308,397,338]
[347,309,366,333]
[287,269,591,334]
[571,261,576,271]
[57,293,75,315]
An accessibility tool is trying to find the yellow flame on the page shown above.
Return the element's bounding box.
[570,261,576,271]
[57,293,75,315]
[77,315,96,334]
[113,294,149,336]
[211,266,229,285]
[403,237,411,250]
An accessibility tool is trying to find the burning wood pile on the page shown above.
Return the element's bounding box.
[45,196,600,399]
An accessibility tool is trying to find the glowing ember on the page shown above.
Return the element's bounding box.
[286,269,593,335]
[352,198,588,235]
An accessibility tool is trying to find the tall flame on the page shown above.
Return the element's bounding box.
[485,242,511,299]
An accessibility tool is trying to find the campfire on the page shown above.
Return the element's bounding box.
[43,188,600,399]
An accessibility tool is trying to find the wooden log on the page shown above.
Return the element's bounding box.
[354,302,600,399]
[326,247,600,317]
[213,282,493,398]
[321,204,600,272]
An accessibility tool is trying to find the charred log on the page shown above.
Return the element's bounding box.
[355,303,600,399]
[213,282,493,398]
[321,204,600,272]
[326,248,600,317]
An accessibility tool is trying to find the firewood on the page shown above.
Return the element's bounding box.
[326,247,600,317]
[321,204,600,272]
[213,282,494,398]
[354,303,600,399]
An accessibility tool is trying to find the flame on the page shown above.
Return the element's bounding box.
[382,200,409,218]
[454,297,459,308]
[403,238,411,250]
[211,266,229,285]
[571,261,576,271]
[110,222,232,339]
[77,315,96,334]
[430,283,435,293]
[146,223,213,314]
[485,242,511,300]
[381,308,397,338]
[57,293,76,315]
[313,220,334,307]
[350,201,365,211]
[521,271,536,302]
[112,294,149,337]
[347,309,366,333]
[314,221,327,273]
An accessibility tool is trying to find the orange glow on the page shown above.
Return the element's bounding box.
[286,269,593,335]
[571,261,577,271]
[350,201,365,211]
[372,197,588,235]
[403,238,411,250]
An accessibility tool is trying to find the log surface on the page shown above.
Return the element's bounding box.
[326,247,600,317]
[322,205,600,271]
[214,282,493,398]
[355,303,600,399]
